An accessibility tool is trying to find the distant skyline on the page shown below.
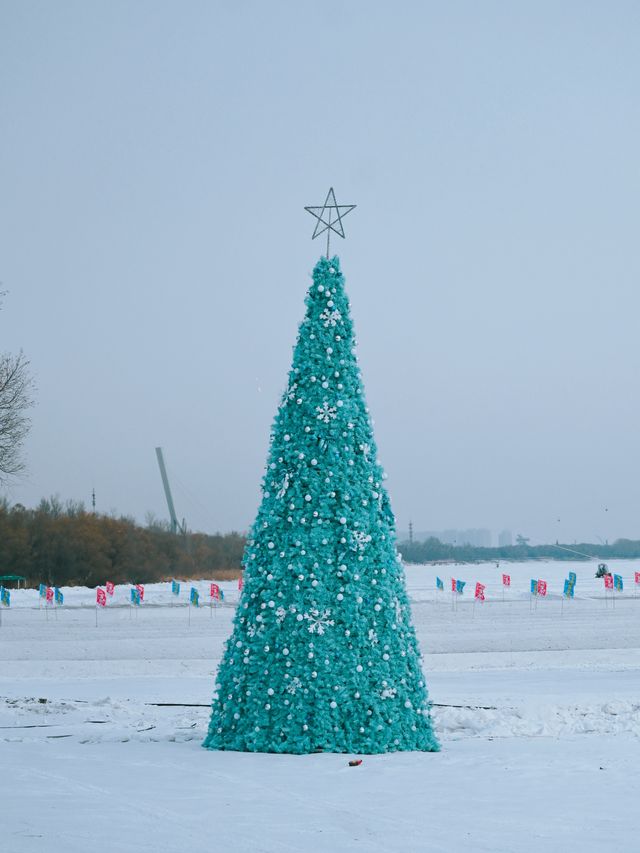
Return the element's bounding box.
[1,2,639,545]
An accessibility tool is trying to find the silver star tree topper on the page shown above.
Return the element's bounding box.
[305,187,356,258]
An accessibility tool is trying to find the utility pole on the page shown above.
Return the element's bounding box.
[92,488,96,513]
[409,521,414,545]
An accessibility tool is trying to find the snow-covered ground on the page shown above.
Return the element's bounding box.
[2,559,639,852]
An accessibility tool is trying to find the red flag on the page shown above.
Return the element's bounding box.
[451,578,457,592]
[604,574,613,589]
[475,582,485,601]
[106,581,115,596]
[635,572,640,585]
[210,583,220,600]
[96,588,107,607]
[238,575,244,591]
[135,584,144,601]
[537,580,547,597]
[45,586,54,602]
[502,574,511,587]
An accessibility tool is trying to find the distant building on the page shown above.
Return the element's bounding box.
[409,528,492,547]
[498,529,513,547]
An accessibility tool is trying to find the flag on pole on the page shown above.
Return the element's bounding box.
[568,572,577,585]
[46,586,54,603]
[106,581,115,596]
[537,580,547,597]
[502,574,511,587]
[130,588,141,605]
[475,582,485,601]
[135,584,144,601]
[451,578,456,592]
[436,577,444,590]
[96,588,107,607]
[614,574,623,591]
[210,583,221,600]
[563,579,575,598]
[604,574,613,589]
[54,587,64,605]
[190,587,199,607]
[39,583,46,598]
[238,575,244,591]
[456,580,466,595]
[171,580,180,596]
[1,587,10,607]
[530,579,538,595]
[635,572,640,585]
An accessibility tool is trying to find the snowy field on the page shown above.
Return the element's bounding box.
[2,559,639,852]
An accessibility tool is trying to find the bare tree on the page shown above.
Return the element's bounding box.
[0,294,34,481]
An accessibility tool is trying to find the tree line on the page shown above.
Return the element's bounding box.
[0,497,245,588]
[398,536,640,564]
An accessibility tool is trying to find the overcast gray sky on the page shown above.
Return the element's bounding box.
[1,1,639,544]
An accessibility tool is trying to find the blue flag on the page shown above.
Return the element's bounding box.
[171,580,180,596]
[436,577,444,590]
[1,587,10,607]
[130,588,141,606]
[54,587,64,605]
[568,572,577,584]
[614,574,623,591]
[190,587,199,607]
[563,579,574,598]
[456,579,466,595]
[39,583,46,598]
[530,579,538,594]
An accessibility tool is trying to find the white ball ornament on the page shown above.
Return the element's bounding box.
[330,701,337,709]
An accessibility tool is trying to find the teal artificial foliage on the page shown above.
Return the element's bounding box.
[203,256,439,754]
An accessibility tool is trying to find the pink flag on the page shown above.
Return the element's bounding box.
[238,575,244,591]
[106,581,115,596]
[635,572,640,585]
[502,574,511,587]
[537,580,547,597]
[96,588,107,607]
[451,578,457,592]
[475,582,485,601]
[45,586,54,603]
[135,584,144,601]
[210,583,220,600]
[604,574,613,589]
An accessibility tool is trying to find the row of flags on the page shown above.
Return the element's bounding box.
[96,583,144,607]
[37,584,64,605]
[436,569,639,599]
[0,576,244,609]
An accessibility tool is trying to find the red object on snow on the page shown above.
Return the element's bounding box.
[635,572,640,585]
[604,574,614,589]
[96,588,107,607]
[537,580,547,596]
[136,584,144,601]
[348,759,363,767]
[502,573,511,587]
[238,575,244,591]
[210,583,221,600]
[106,581,115,596]
[45,586,54,603]
[475,582,485,601]
[451,578,457,592]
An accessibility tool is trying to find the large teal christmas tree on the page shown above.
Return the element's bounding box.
[204,191,438,754]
